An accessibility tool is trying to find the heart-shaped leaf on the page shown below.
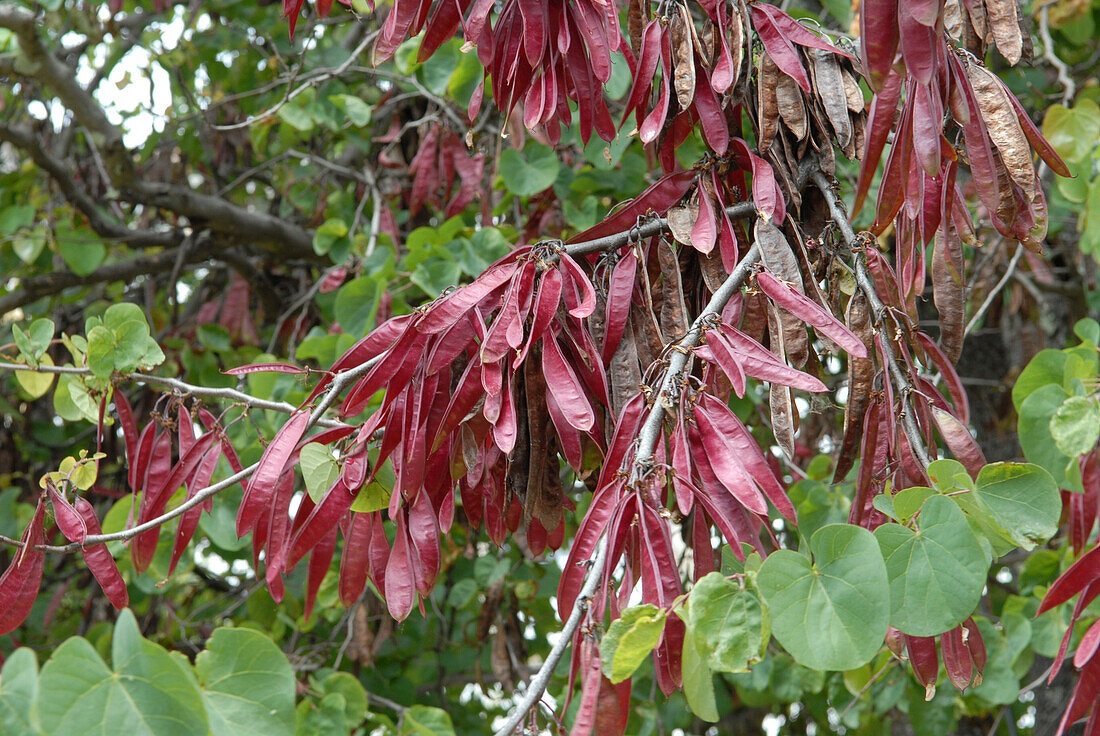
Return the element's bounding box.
[875,494,989,636]
[757,524,889,670]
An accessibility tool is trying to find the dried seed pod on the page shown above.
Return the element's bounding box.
[757,51,782,151]
[967,63,1036,198]
[985,0,1022,64]
[812,48,852,148]
[775,72,808,140]
[671,3,696,109]
[841,68,865,113]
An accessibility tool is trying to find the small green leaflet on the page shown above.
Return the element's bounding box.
[300,443,341,503]
[600,604,667,683]
[12,318,54,366]
[757,524,889,671]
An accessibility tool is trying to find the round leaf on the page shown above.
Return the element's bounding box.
[874,495,989,636]
[36,610,207,736]
[757,524,889,671]
[194,627,296,736]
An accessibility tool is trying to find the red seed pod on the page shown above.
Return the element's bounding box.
[941,625,974,691]
[0,501,46,634]
[905,634,939,701]
[73,497,129,610]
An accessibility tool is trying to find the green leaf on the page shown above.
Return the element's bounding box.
[15,353,55,399]
[399,705,456,736]
[410,258,461,297]
[36,610,208,736]
[891,486,935,524]
[57,236,105,276]
[684,572,764,672]
[194,627,296,736]
[0,648,38,736]
[1042,99,1100,164]
[1018,383,1073,486]
[499,145,560,197]
[12,318,54,364]
[1051,395,1100,458]
[334,276,382,337]
[313,218,349,256]
[600,604,667,683]
[197,324,233,353]
[680,626,719,722]
[315,672,367,725]
[873,495,989,636]
[0,203,35,235]
[86,325,118,379]
[328,95,371,127]
[300,443,341,503]
[278,102,315,132]
[756,524,890,671]
[417,39,460,96]
[12,226,47,263]
[1012,349,1066,411]
[972,462,1060,550]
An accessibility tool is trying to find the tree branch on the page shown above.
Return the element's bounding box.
[0,121,182,250]
[0,237,219,314]
[810,170,931,469]
[0,5,134,181]
[492,237,762,736]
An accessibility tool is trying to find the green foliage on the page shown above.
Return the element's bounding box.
[12,611,337,736]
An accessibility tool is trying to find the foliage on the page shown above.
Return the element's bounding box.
[0,0,1099,733]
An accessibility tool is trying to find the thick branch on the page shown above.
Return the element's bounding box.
[0,238,216,314]
[810,170,931,469]
[125,181,318,260]
[0,121,182,250]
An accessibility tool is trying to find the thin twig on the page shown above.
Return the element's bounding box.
[964,244,1024,338]
[1038,7,1076,105]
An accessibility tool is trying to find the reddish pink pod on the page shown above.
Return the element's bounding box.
[0,501,46,635]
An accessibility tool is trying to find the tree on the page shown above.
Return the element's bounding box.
[1,0,1099,733]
